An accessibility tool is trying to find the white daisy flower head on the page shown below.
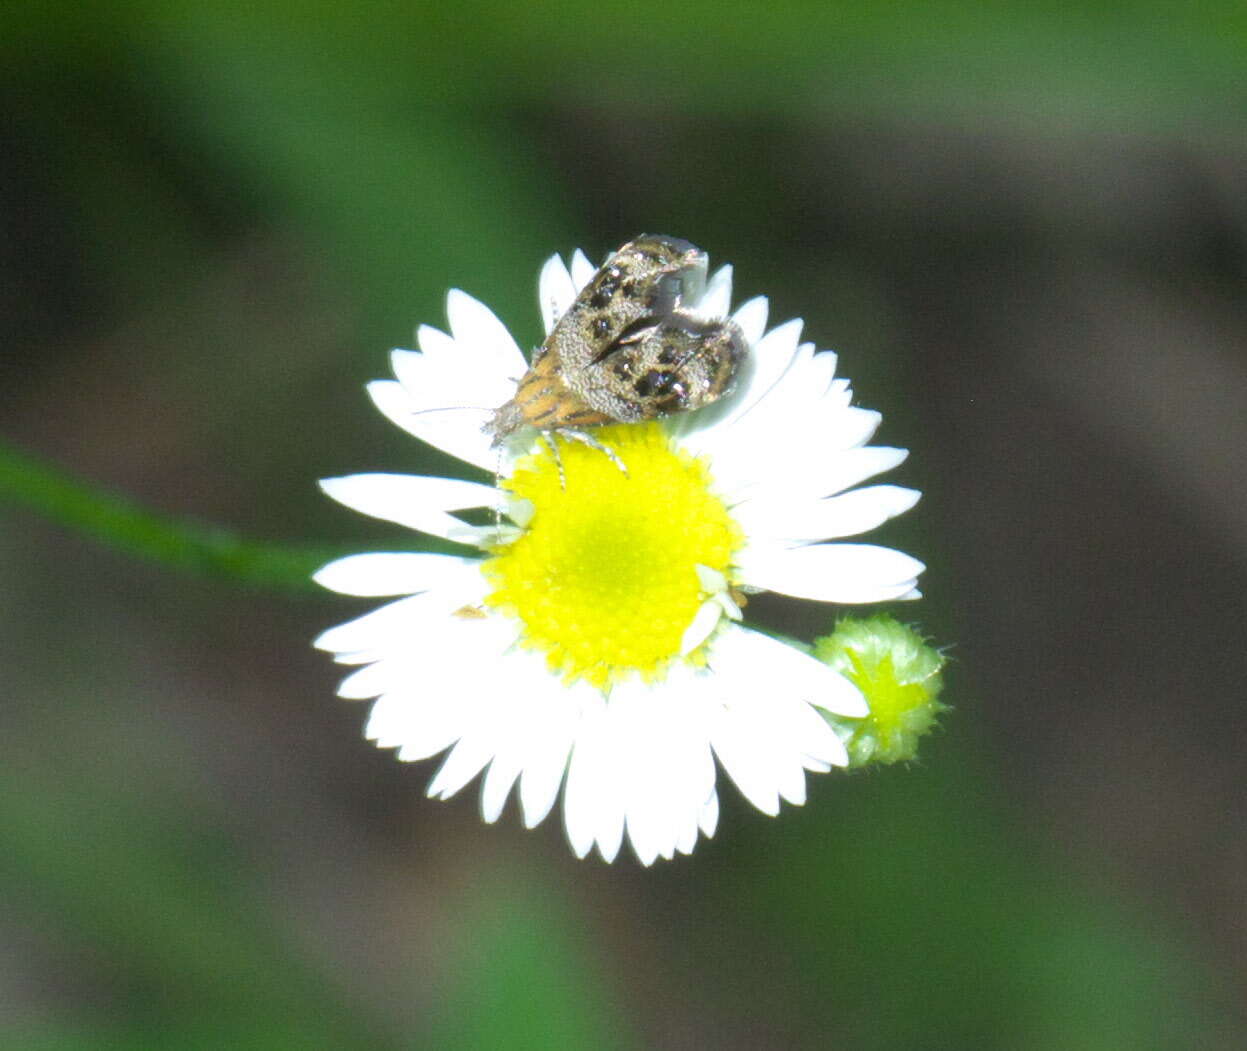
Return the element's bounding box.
[314,236,925,866]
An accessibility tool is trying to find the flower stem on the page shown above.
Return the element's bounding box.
[0,439,348,593]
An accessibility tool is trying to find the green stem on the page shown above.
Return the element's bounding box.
[0,439,415,594]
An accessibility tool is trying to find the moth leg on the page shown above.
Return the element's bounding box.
[492,444,506,531]
[559,429,629,477]
[542,432,566,488]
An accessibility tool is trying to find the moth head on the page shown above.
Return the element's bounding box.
[620,235,708,314]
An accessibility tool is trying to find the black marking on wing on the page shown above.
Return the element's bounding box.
[589,317,658,365]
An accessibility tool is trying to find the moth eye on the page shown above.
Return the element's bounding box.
[592,317,611,338]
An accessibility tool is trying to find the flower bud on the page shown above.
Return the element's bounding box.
[813,615,947,768]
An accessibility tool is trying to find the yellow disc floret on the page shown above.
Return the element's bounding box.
[483,423,741,691]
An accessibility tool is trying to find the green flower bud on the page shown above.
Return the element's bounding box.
[812,615,947,769]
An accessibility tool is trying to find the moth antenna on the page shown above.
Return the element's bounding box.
[402,403,495,417]
[397,403,513,532]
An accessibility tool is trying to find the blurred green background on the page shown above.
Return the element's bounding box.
[3,2,1245,1047]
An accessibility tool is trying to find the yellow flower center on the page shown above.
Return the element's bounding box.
[482,423,741,691]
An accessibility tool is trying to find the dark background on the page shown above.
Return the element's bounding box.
[2,3,1244,1047]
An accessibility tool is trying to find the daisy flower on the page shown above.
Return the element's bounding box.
[314,243,924,865]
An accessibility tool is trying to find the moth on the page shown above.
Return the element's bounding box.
[485,235,746,450]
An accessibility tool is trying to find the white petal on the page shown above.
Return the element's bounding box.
[428,733,496,800]
[733,485,922,545]
[538,254,577,335]
[719,318,804,425]
[698,792,719,837]
[726,446,911,509]
[697,264,734,319]
[594,809,626,863]
[818,446,910,496]
[313,551,482,598]
[563,696,624,861]
[675,811,700,855]
[711,626,867,719]
[710,664,851,767]
[709,710,781,816]
[319,474,501,546]
[777,761,807,806]
[367,379,496,472]
[679,599,723,655]
[394,295,526,413]
[360,617,515,754]
[603,688,663,862]
[561,696,603,858]
[600,675,716,865]
[445,289,528,378]
[500,653,583,829]
[327,607,512,726]
[695,564,728,594]
[626,808,663,866]
[714,590,743,621]
[801,346,839,394]
[518,726,575,829]
[678,313,800,446]
[569,249,596,292]
[722,346,845,449]
[607,676,716,865]
[313,584,485,656]
[471,648,575,825]
[336,662,392,700]
[314,597,422,656]
[732,296,769,346]
[800,719,849,769]
[389,344,514,419]
[738,543,925,605]
[412,323,456,360]
[793,406,885,456]
[480,752,522,824]
[367,692,459,757]
[391,342,517,417]
[332,651,375,665]
[356,616,515,750]
[706,655,841,816]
